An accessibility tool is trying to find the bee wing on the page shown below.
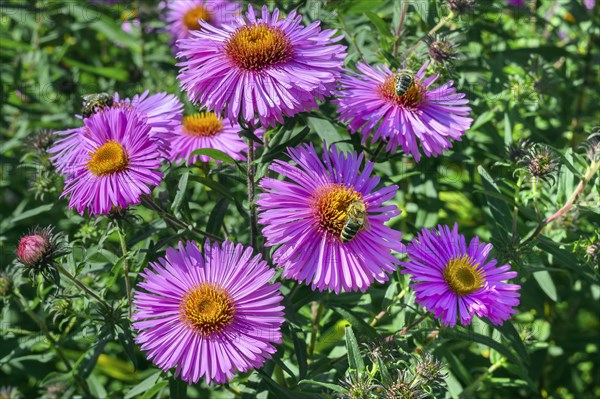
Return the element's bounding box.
[361,215,371,232]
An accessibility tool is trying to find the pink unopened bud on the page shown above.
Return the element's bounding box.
[17,234,50,266]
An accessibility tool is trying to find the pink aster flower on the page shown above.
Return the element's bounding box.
[133,240,284,384]
[401,224,520,327]
[60,107,163,215]
[164,0,240,45]
[256,143,403,293]
[177,5,347,127]
[49,91,182,175]
[169,111,247,164]
[334,62,473,162]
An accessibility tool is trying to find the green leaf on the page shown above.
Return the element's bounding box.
[61,57,129,81]
[262,126,310,162]
[381,280,398,310]
[291,327,308,380]
[206,198,229,236]
[345,326,365,372]
[333,307,379,341]
[117,324,138,370]
[257,370,319,399]
[478,165,512,235]
[533,270,558,301]
[190,148,237,164]
[171,171,189,213]
[125,370,161,399]
[188,175,235,201]
[169,377,187,399]
[11,203,54,222]
[365,12,392,38]
[140,381,168,399]
[492,321,529,365]
[377,356,393,385]
[306,116,351,151]
[441,327,523,367]
[298,380,347,394]
[78,333,110,379]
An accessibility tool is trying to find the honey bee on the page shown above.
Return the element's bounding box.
[81,93,113,117]
[340,200,370,243]
[394,69,416,97]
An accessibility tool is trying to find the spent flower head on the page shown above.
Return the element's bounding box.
[415,353,447,387]
[580,128,600,161]
[521,144,560,183]
[446,0,476,14]
[507,138,532,163]
[29,129,56,154]
[424,35,457,65]
[337,372,376,399]
[382,370,427,399]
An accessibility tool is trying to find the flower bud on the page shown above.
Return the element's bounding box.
[15,226,67,283]
[16,233,50,267]
[0,273,11,297]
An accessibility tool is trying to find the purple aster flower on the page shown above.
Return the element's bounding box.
[49,91,182,174]
[334,62,473,162]
[256,143,403,293]
[169,111,247,164]
[584,0,595,10]
[177,5,347,128]
[115,91,184,155]
[507,0,526,7]
[164,0,240,45]
[133,240,284,384]
[59,107,163,215]
[401,224,520,327]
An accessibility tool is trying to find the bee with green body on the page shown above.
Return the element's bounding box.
[340,200,371,243]
[394,69,416,97]
[81,93,113,117]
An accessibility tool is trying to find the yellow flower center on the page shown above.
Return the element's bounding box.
[182,112,224,137]
[180,282,236,337]
[443,255,485,296]
[311,184,363,237]
[380,74,425,109]
[87,140,128,176]
[225,24,294,71]
[183,5,210,30]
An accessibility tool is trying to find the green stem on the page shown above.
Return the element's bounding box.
[13,290,94,397]
[308,301,324,356]
[459,359,504,398]
[532,177,541,221]
[274,365,287,387]
[338,15,366,63]
[370,141,386,162]
[370,288,407,327]
[512,174,524,242]
[247,138,258,251]
[141,195,224,242]
[117,224,132,318]
[385,313,429,341]
[393,1,410,58]
[55,264,110,309]
[522,159,599,245]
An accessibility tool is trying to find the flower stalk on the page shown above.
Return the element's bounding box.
[117,224,132,318]
[522,159,599,245]
[247,137,259,251]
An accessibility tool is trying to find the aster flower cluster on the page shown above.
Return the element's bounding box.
[11,1,530,391]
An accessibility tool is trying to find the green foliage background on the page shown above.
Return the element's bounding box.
[1,0,599,398]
